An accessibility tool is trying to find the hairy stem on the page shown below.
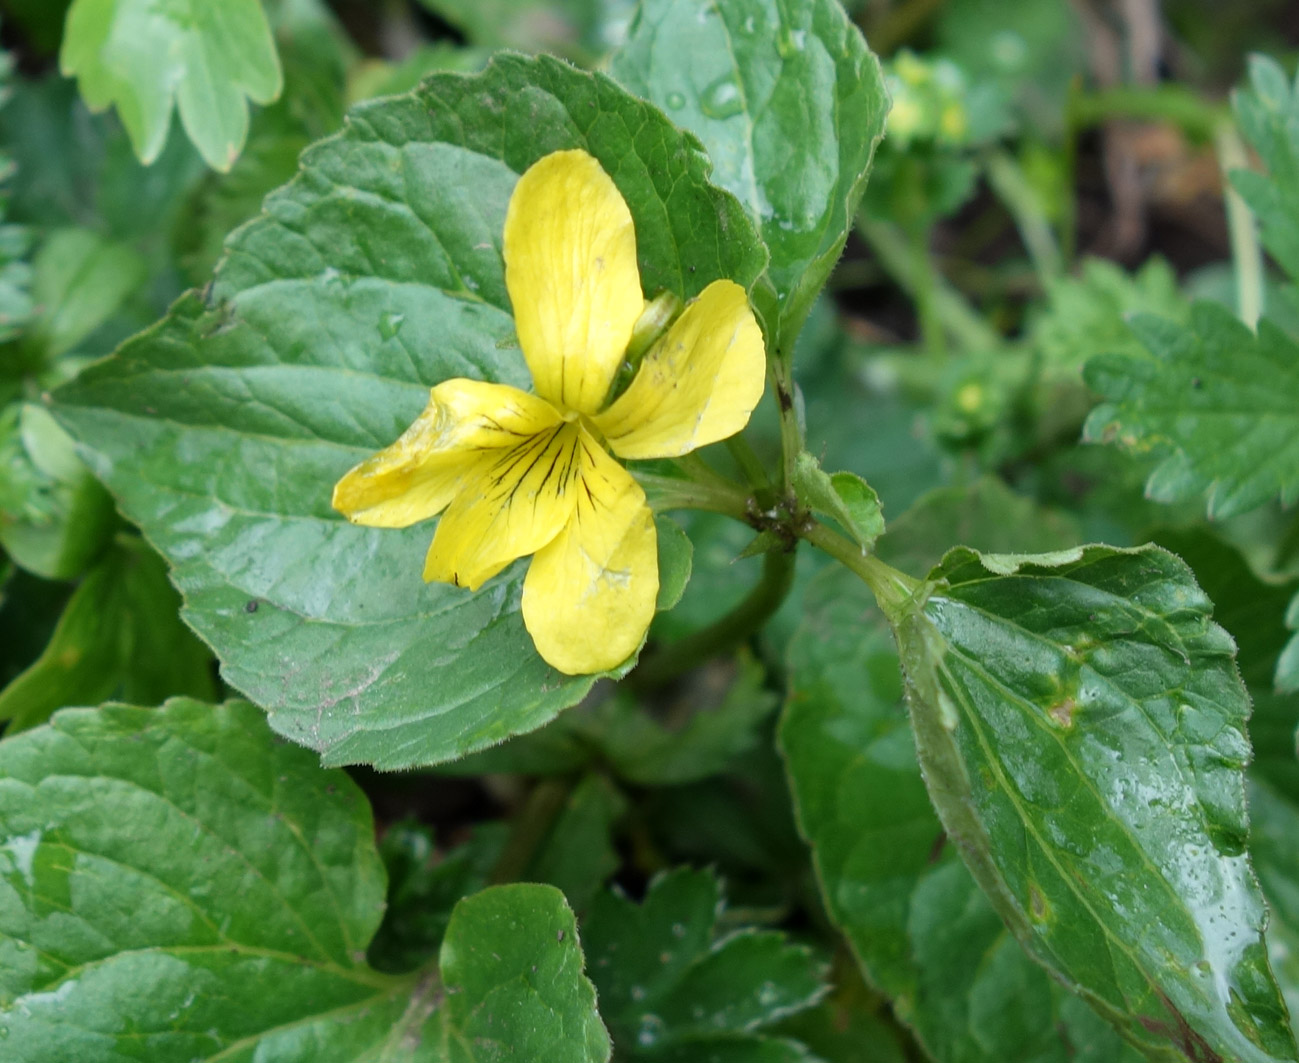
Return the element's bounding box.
[801,520,921,620]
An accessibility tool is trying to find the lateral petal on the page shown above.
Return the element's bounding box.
[522,430,658,675]
[424,422,583,590]
[504,149,644,415]
[593,279,765,460]
[333,380,561,528]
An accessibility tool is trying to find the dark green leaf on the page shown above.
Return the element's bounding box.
[0,537,215,731]
[53,55,767,769]
[877,475,1081,578]
[369,820,508,974]
[1232,56,1299,288]
[1249,779,1299,1024]
[781,567,1138,1063]
[0,698,611,1061]
[583,867,827,1059]
[60,0,284,171]
[893,544,1297,1061]
[1084,301,1299,518]
[612,0,888,341]
[527,774,628,912]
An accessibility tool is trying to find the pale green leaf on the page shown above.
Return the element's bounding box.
[893,544,1297,1062]
[1232,55,1299,288]
[792,452,884,552]
[60,0,283,171]
[52,55,766,769]
[1084,301,1299,518]
[612,0,888,341]
[0,698,611,1062]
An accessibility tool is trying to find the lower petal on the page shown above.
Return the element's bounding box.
[333,380,561,528]
[424,422,583,590]
[521,432,658,675]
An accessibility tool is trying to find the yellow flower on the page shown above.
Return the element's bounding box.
[332,149,766,675]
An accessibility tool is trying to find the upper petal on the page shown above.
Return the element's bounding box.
[592,279,765,460]
[521,429,658,675]
[332,380,561,528]
[504,149,644,415]
[424,421,584,590]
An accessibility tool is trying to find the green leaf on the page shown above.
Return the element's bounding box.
[526,774,628,912]
[25,227,147,360]
[53,54,767,769]
[1032,256,1187,375]
[1247,779,1299,1026]
[792,453,885,552]
[877,475,1082,579]
[0,536,216,731]
[656,514,693,612]
[436,653,777,786]
[60,0,284,171]
[1232,56,1299,288]
[612,0,888,341]
[1084,301,1299,518]
[1280,593,1299,694]
[0,404,116,580]
[583,867,827,1059]
[892,543,1297,1062]
[0,698,612,1062]
[368,819,508,974]
[781,567,1139,1063]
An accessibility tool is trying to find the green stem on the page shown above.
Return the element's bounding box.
[983,148,1063,285]
[911,222,946,358]
[726,434,771,491]
[489,777,573,885]
[770,359,803,493]
[801,520,921,620]
[632,545,797,690]
[1215,121,1264,328]
[858,216,1000,352]
[1067,84,1228,141]
[634,470,750,520]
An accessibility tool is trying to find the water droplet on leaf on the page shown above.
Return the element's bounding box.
[700,76,743,119]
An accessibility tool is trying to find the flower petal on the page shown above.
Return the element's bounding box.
[592,279,765,460]
[522,429,658,675]
[424,422,584,590]
[504,149,644,414]
[333,380,561,527]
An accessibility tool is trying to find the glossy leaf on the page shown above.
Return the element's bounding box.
[781,567,1139,1063]
[612,0,888,341]
[1084,301,1299,519]
[53,55,766,769]
[60,0,284,171]
[0,698,611,1062]
[893,544,1297,1062]
[582,867,827,1059]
